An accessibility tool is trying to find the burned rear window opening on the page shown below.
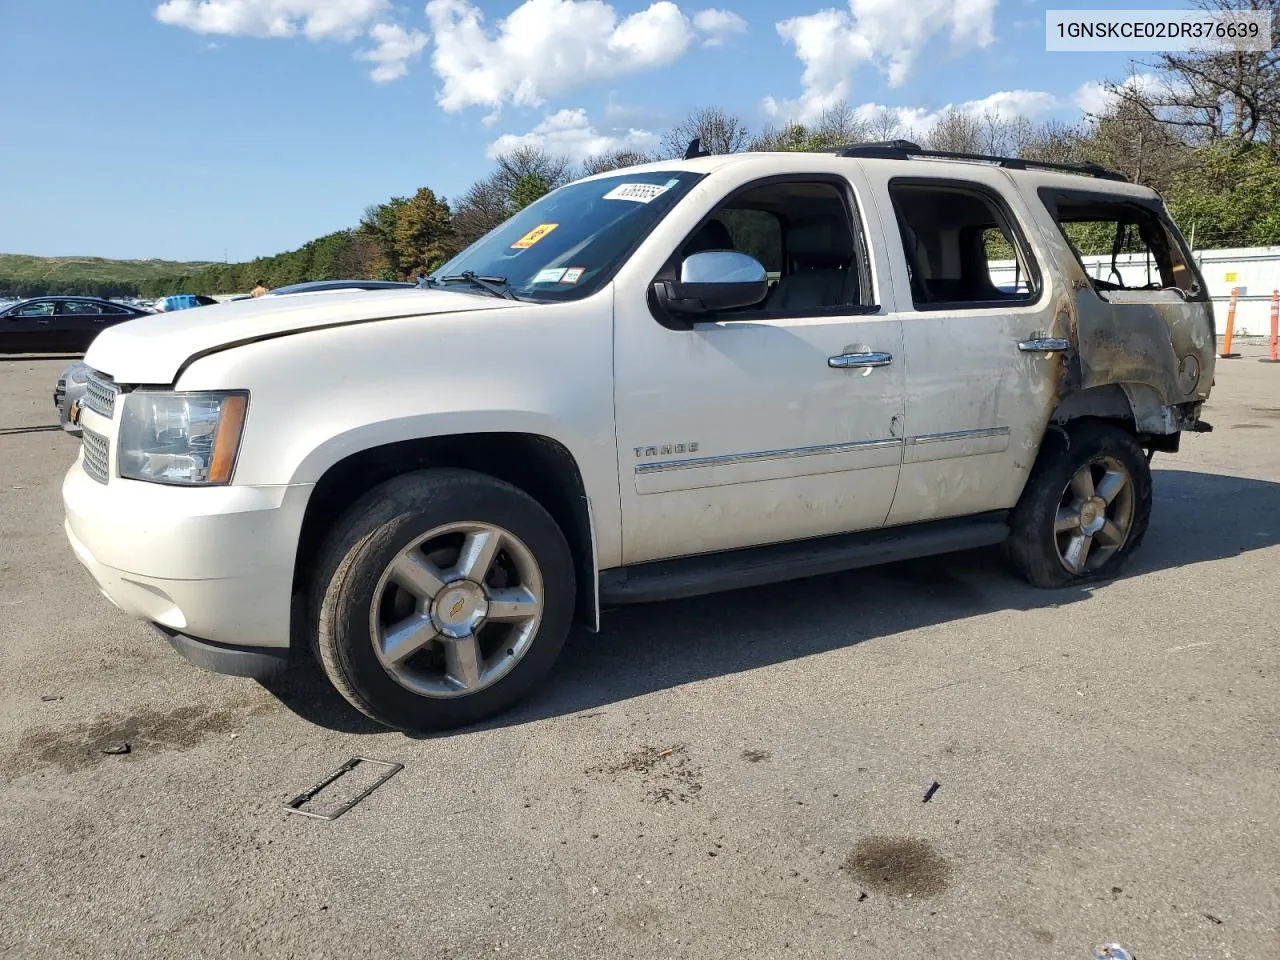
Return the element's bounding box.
[1037,189,1205,302]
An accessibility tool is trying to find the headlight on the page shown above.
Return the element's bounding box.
[118,391,249,485]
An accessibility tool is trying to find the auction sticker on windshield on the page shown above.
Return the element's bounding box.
[511,223,558,249]
[560,267,585,284]
[601,183,671,203]
[532,267,567,283]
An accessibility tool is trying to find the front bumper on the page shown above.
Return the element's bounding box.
[63,459,313,663]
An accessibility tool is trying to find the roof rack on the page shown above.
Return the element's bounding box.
[833,140,1128,182]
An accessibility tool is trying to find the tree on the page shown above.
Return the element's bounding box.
[580,149,652,176]
[1105,0,1280,146]
[924,108,985,153]
[451,178,512,250]
[359,197,408,279]
[659,106,751,157]
[509,172,551,212]
[1168,142,1280,246]
[491,146,572,196]
[392,187,455,279]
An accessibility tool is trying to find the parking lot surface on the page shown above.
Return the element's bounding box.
[1,351,1278,960]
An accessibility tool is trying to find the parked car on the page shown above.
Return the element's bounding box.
[1,296,151,353]
[154,294,219,312]
[62,143,1216,733]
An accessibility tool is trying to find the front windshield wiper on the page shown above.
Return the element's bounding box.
[435,271,519,300]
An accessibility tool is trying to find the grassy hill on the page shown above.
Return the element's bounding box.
[0,254,220,298]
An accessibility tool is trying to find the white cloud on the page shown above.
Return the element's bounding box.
[1072,73,1164,115]
[154,0,389,41]
[358,23,428,83]
[426,0,742,113]
[693,8,747,46]
[487,108,658,162]
[767,0,998,124]
[845,89,1066,137]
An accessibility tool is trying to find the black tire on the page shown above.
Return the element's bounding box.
[312,468,575,732]
[1007,421,1152,589]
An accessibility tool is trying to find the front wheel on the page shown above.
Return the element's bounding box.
[1008,422,1152,589]
[312,469,576,732]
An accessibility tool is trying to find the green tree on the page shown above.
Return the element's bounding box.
[393,187,455,279]
[509,172,550,212]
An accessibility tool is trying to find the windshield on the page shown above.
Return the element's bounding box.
[430,170,703,301]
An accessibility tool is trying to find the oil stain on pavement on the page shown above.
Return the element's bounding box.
[842,836,953,898]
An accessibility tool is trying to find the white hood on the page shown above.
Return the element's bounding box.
[85,287,524,384]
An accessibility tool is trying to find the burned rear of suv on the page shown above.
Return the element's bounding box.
[1032,184,1215,445]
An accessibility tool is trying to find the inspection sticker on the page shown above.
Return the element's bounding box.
[532,267,567,284]
[511,223,558,249]
[602,182,670,203]
[560,266,586,284]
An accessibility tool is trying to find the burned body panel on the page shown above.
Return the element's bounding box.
[1028,185,1215,435]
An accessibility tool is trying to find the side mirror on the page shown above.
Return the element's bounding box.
[654,250,769,317]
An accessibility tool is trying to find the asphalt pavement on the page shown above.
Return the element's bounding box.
[1,349,1278,960]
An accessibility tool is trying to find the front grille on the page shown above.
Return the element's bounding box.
[81,427,111,484]
[83,374,119,419]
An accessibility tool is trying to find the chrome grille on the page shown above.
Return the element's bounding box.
[81,427,111,484]
[83,374,119,419]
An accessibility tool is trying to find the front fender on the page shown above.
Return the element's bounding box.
[173,296,624,568]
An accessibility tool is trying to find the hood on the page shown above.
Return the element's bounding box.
[85,287,525,384]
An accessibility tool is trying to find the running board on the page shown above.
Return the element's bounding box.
[598,512,1010,604]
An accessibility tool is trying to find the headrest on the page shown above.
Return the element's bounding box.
[683,218,734,256]
[787,220,853,262]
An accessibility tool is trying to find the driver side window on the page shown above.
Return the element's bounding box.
[674,178,873,318]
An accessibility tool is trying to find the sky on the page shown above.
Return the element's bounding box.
[0,0,1194,262]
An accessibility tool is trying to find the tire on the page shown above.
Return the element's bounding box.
[312,468,575,732]
[1007,421,1152,589]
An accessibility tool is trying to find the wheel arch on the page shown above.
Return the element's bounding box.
[1049,382,1182,450]
[291,432,599,649]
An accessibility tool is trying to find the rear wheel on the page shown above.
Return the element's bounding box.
[313,469,575,732]
[1008,422,1152,588]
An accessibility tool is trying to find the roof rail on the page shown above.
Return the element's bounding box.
[834,141,1128,182]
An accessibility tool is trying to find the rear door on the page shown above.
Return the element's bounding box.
[868,171,1065,526]
[55,300,108,352]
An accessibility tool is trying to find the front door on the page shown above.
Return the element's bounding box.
[2,300,56,352]
[870,174,1064,526]
[613,173,905,565]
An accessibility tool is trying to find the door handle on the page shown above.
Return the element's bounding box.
[36,318,51,325]
[1018,337,1069,353]
[829,351,892,369]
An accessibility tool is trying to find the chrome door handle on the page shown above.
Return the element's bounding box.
[1018,337,1069,353]
[829,351,892,369]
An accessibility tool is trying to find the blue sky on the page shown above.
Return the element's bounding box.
[0,0,1190,262]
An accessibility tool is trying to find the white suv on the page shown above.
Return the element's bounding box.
[63,143,1216,732]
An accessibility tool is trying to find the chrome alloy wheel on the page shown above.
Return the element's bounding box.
[1053,456,1135,576]
[368,522,544,698]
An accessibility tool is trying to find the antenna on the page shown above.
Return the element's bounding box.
[683,137,710,160]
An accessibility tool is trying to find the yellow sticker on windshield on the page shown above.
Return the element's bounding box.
[511,223,558,249]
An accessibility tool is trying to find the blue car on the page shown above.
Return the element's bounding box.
[154,293,219,312]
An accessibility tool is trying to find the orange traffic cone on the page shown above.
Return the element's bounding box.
[1220,287,1241,359]
[1263,289,1280,364]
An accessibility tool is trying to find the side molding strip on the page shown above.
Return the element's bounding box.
[636,437,902,475]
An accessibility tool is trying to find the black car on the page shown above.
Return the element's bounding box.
[0,296,151,354]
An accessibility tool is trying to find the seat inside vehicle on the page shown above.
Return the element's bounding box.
[766,220,855,310]
[700,180,862,313]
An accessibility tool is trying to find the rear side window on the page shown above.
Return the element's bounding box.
[888,180,1040,310]
[1038,190,1201,300]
